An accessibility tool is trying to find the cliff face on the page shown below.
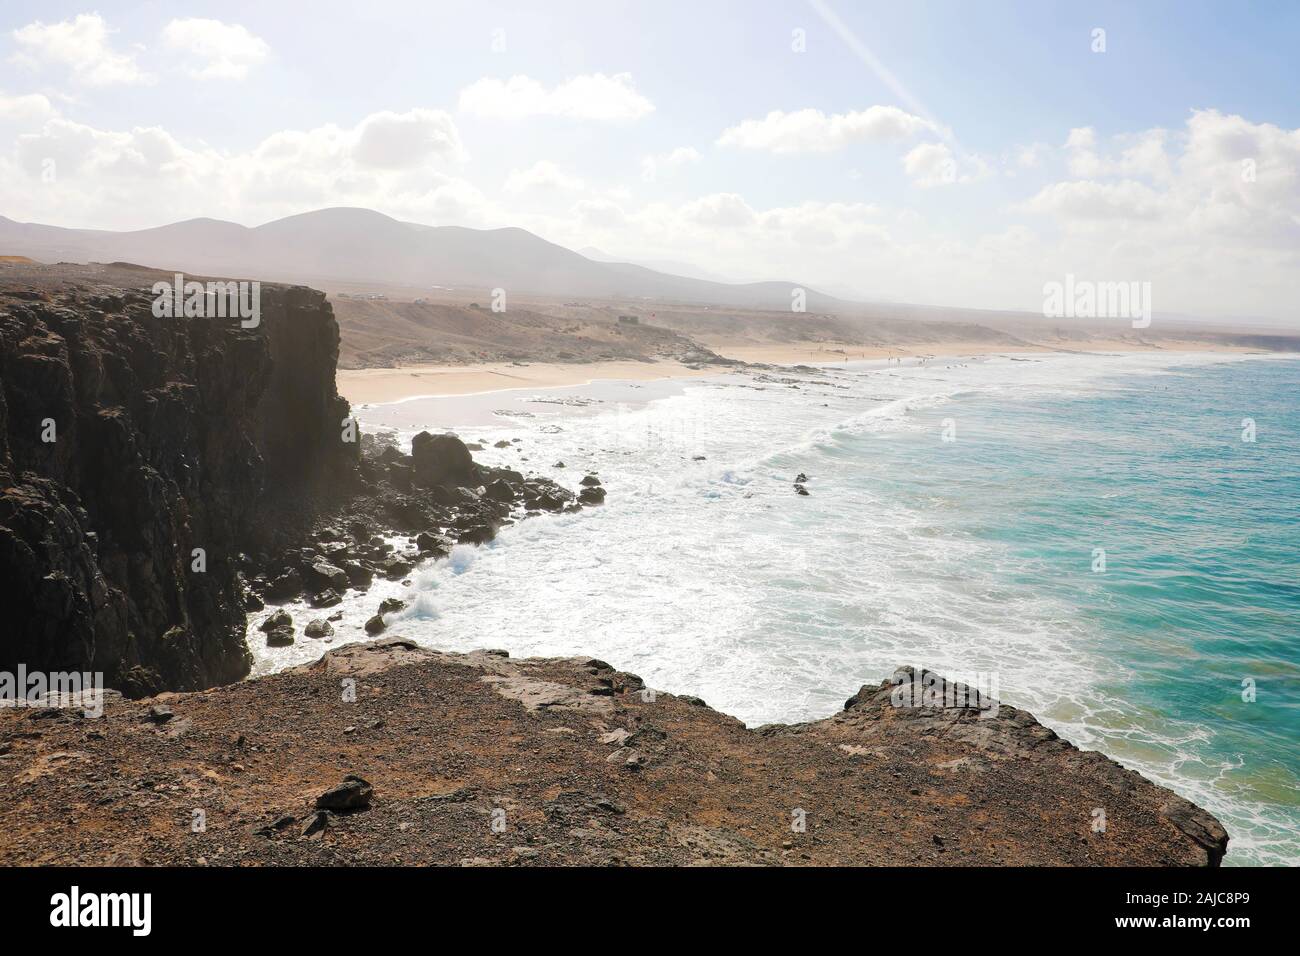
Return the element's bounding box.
[0,264,355,693]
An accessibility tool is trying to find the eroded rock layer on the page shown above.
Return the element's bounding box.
[0,646,1228,866]
[0,265,355,691]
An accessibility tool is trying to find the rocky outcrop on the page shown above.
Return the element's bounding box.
[0,264,356,692]
[1,264,604,694]
[0,647,1227,866]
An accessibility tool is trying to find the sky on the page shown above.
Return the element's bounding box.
[0,0,1297,322]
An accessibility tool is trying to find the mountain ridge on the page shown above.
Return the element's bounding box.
[0,207,843,311]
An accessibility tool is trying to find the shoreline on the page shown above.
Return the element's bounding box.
[337,339,1261,405]
[338,359,717,405]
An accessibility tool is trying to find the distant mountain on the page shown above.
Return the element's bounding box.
[578,246,740,285]
[0,207,844,311]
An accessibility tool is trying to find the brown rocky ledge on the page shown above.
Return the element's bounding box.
[0,643,1227,866]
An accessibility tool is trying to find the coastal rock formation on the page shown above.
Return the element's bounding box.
[0,264,596,695]
[0,265,354,693]
[0,644,1227,866]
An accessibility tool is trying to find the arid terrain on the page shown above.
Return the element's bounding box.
[0,641,1227,866]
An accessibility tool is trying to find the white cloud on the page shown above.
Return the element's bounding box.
[161,18,270,80]
[1021,179,1168,220]
[2,98,1296,323]
[572,198,627,228]
[351,109,466,169]
[11,13,149,86]
[3,108,484,229]
[0,91,55,123]
[903,142,956,187]
[1028,110,1300,233]
[641,145,700,181]
[903,142,990,187]
[716,106,935,154]
[679,192,756,228]
[458,73,654,121]
[1013,142,1051,170]
[504,160,584,195]
[1065,126,1172,182]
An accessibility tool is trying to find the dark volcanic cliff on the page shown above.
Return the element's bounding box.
[0,263,355,692]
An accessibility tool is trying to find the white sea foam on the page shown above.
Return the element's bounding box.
[248,349,1292,863]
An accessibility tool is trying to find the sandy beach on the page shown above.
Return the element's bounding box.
[336,358,717,404]
[336,338,1256,405]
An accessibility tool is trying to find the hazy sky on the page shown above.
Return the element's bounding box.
[1,1,1297,321]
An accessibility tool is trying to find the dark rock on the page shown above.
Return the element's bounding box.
[483,479,516,504]
[411,431,477,488]
[265,625,295,647]
[309,588,342,608]
[0,277,354,693]
[381,557,411,579]
[579,475,602,487]
[579,486,606,505]
[259,610,292,632]
[794,484,809,496]
[315,774,373,812]
[264,569,304,602]
[146,705,174,724]
[524,482,573,511]
[255,813,297,836]
[305,560,348,593]
[301,811,328,836]
[340,560,373,588]
[456,522,496,545]
[303,619,333,639]
[415,531,455,555]
[378,598,406,615]
[364,615,386,635]
[117,666,164,700]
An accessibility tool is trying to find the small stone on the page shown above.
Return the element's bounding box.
[258,609,292,632]
[146,705,173,724]
[364,615,386,635]
[310,588,342,608]
[304,619,334,639]
[315,774,373,812]
[302,811,328,837]
[265,625,295,647]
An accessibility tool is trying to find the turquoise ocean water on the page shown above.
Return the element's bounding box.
[850,357,1300,865]
[260,352,1299,864]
